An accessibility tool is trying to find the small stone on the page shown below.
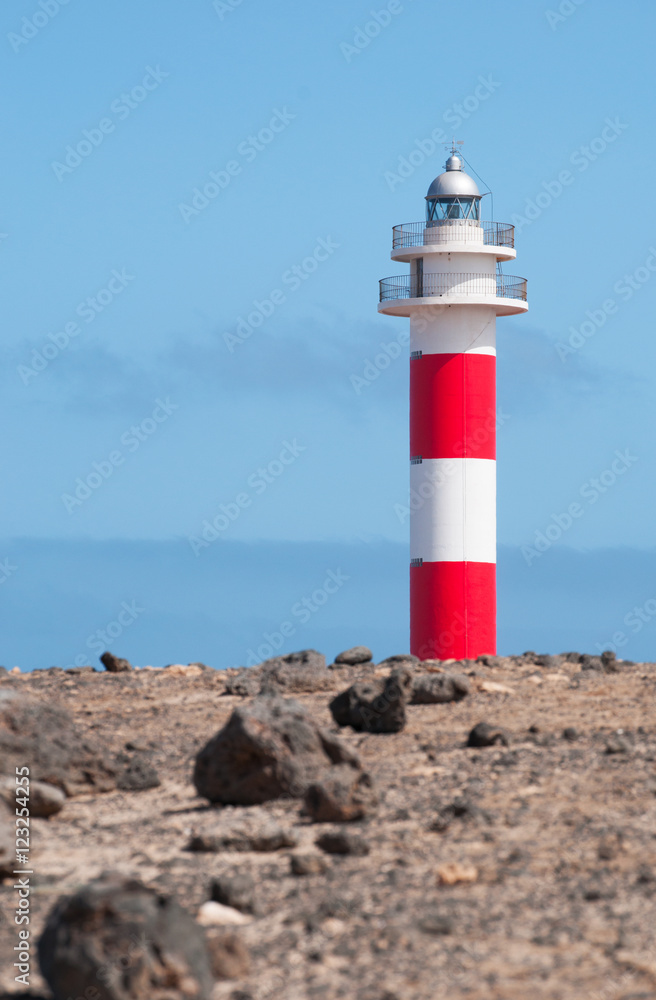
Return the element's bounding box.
[605,735,631,754]
[477,655,502,668]
[411,673,470,704]
[188,814,297,854]
[601,649,620,672]
[210,873,256,914]
[164,663,204,677]
[304,765,377,823]
[290,852,328,875]
[223,670,261,697]
[378,654,419,668]
[466,722,509,747]
[205,929,250,980]
[562,727,579,741]
[419,911,454,935]
[0,777,65,818]
[334,646,373,665]
[198,901,252,926]
[437,862,478,885]
[100,651,133,673]
[116,756,160,792]
[580,654,603,671]
[258,649,331,694]
[315,829,370,856]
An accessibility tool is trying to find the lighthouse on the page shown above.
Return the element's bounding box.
[379,145,528,661]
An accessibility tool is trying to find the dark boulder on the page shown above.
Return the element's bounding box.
[38,872,213,1000]
[0,689,116,795]
[329,669,411,733]
[193,694,359,805]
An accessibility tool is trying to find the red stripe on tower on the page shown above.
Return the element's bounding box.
[410,352,496,460]
[410,561,496,660]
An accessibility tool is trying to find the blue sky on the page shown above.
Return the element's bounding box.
[2,0,656,668]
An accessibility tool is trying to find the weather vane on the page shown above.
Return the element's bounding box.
[445,137,465,156]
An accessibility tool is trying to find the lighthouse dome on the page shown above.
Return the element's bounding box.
[425,152,482,222]
[426,157,480,199]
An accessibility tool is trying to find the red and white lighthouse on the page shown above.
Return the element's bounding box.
[379,146,528,661]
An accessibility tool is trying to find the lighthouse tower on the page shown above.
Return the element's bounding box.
[379,146,528,660]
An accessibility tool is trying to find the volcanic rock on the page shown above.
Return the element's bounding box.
[304,765,377,822]
[0,776,65,818]
[334,646,373,666]
[193,694,359,805]
[188,810,297,853]
[410,672,471,704]
[316,829,371,856]
[0,689,116,795]
[466,722,509,747]
[210,872,256,914]
[116,755,160,792]
[290,852,329,875]
[100,651,133,673]
[329,669,412,733]
[38,872,213,1000]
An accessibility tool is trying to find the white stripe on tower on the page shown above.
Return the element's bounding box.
[410,458,496,564]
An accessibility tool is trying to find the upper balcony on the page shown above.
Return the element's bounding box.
[390,220,516,263]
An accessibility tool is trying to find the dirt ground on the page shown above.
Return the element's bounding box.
[1,652,655,1000]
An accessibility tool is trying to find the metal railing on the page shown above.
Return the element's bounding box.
[379,272,528,302]
[391,220,515,250]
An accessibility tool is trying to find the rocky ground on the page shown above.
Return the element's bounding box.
[1,648,655,1000]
